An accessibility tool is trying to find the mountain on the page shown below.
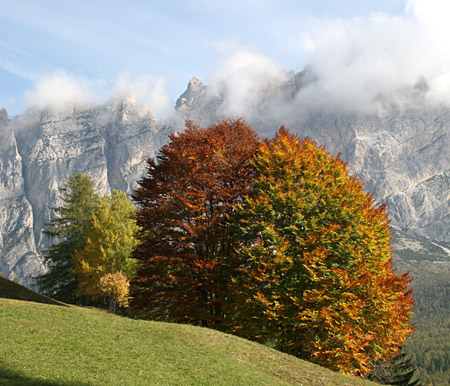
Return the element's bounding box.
[2,69,450,287]
[177,73,450,243]
[0,97,174,287]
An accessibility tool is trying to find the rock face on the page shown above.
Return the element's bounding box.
[0,127,41,287]
[3,71,450,287]
[0,97,173,287]
[176,73,450,243]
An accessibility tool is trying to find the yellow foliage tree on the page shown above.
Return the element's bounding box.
[72,190,140,311]
[99,272,131,313]
[230,128,414,376]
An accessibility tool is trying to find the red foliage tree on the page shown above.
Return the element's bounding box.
[131,119,260,327]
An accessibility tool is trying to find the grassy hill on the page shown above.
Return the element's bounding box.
[0,280,379,386]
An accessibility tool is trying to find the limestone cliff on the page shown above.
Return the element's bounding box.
[3,71,450,287]
[176,74,450,243]
[0,97,173,287]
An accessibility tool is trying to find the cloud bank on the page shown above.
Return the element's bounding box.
[206,0,450,118]
[207,47,286,116]
[23,71,174,119]
[24,71,103,109]
[17,0,450,120]
[297,0,450,113]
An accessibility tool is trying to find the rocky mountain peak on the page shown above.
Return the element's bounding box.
[175,74,450,243]
[105,95,154,123]
[175,76,206,111]
[0,98,172,287]
[0,108,8,123]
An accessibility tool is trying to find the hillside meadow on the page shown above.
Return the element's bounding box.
[0,289,379,386]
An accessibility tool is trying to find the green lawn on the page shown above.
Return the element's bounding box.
[0,297,379,386]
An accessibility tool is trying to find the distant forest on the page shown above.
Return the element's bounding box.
[396,258,450,386]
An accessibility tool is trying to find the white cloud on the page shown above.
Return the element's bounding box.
[297,14,424,113]
[207,47,286,117]
[113,72,174,118]
[24,71,104,109]
[18,0,450,119]
[23,70,174,118]
[204,0,450,117]
[296,0,450,113]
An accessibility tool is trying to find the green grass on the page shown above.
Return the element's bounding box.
[0,296,380,386]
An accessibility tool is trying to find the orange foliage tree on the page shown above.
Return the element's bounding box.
[229,128,414,376]
[131,119,260,327]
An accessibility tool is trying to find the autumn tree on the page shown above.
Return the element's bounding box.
[99,272,132,313]
[71,190,140,311]
[131,119,260,327]
[38,173,99,303]
[229,128,414,376]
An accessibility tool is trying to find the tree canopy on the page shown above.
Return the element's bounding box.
[128,120,414,376]
[38,174,140,310]
[369,352,423,386]
[229,128,414,375]
[71,190,141,311]
[131,118,260,327]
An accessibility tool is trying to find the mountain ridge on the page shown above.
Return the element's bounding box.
[2,71,450,286]
[177,74,450,241]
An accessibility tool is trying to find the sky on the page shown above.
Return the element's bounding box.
[1,0,449,118]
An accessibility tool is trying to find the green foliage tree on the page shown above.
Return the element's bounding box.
[71,190,141,311]
[38,173,99,303]
[229,128,415,376]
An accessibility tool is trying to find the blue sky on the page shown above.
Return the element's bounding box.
[1,0,446,117]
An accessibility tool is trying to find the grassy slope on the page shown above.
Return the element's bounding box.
[0,297,380,386]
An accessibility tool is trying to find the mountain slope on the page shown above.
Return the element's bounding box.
[0,298,378,386]
[0,98,175,287]
[177,74,450,244]
[2,70,450,289]
[392,258,450,386]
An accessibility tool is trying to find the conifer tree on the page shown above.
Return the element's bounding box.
[131,118,260,327]
[370,352,424,386]
[38,173,99,303]
[230,128,415,376]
